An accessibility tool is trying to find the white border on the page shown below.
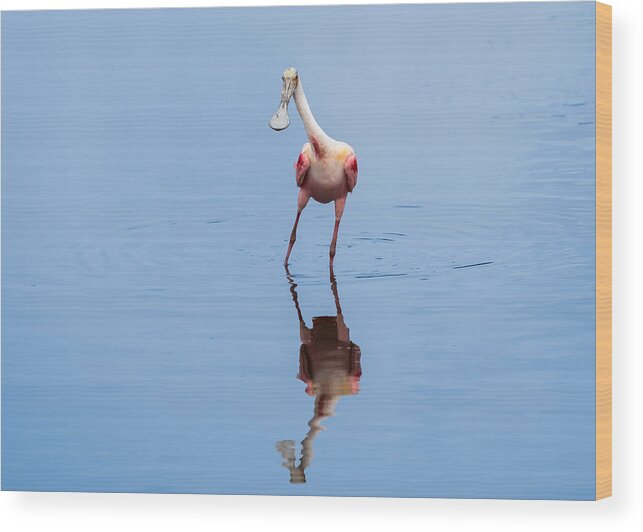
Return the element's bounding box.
[0,0,593,10]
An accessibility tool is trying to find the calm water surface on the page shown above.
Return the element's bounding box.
[2,3,596,499]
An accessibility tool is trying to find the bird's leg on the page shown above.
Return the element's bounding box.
[285,212,301,266]
[329,197,346,268]
[285,189,310,266]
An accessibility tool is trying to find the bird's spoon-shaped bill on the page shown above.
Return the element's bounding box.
[269,76,297,131]
[270,104,290,131]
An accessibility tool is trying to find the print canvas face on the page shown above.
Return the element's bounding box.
[1,2,611,500]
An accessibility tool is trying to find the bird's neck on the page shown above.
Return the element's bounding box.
[293,81,332,156]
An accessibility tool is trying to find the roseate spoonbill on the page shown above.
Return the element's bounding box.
[276,267,362,483]
[269,68,359,267]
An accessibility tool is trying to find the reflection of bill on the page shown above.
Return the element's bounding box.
[276,268,362,484]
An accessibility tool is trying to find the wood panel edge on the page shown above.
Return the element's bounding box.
[595,0,612,501]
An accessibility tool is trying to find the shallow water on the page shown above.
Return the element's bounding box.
[2,3,596,499]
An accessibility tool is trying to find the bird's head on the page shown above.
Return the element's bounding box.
[269,67,299,131]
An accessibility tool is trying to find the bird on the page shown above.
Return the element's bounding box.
[269,67,358,267]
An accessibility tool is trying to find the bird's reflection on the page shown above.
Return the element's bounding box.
[276,267,362,483]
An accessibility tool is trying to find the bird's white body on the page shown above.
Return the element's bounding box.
[270,68,358,267]
[297,139,354,204]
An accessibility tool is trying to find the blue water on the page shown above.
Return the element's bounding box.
[2,3,596,499]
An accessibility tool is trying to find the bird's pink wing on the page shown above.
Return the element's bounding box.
[344,154,358,193]
[294,152,310,187]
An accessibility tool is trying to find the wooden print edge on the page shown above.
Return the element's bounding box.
[595,1,612,501]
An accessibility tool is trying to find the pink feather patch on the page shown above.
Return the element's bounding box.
[344,154,358,192]
[295,152,310,186]
[311,137,324,158]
